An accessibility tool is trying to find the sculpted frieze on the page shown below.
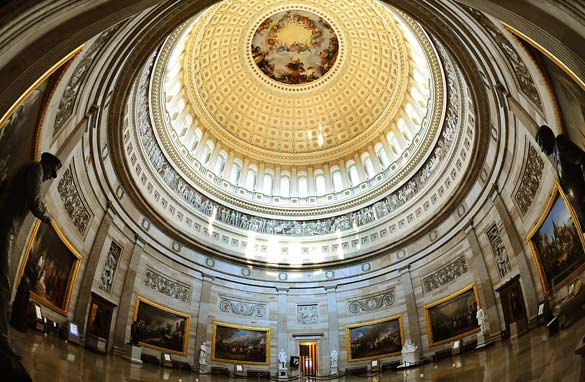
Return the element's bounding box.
[486,223,512,278]
[422,256,467,293]
[514,145,544,215]
[348,289,395,314]
[57,166,92,235]
[144,267,192,303]
[98,241,122,294]
[297,304,319,325]
[219,297,267,317]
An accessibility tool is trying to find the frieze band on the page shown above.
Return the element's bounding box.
[57,166,92,235]
[219,297,267,317]
[422,256,467,293]
[348,289,395,314]
[144,266,192,303]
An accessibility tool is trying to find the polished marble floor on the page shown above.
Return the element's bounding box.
[9,318,585,382]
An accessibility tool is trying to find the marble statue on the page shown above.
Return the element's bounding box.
[0,152,61,362]
[400,339,418,366]
[536,124,585,228]
[199,341,208,365]
[278,349,287,369]
[330,349,338,368]
[476,307,487,333]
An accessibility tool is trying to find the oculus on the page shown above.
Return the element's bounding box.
[251,10,338,85]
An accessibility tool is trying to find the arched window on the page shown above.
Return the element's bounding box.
[347,161,360,186]
[361,154,374,179]
[331,168,343,192]
[375,144,389,168]
[263,173,273,194]
[246,167,257,191]
[230,161,242,183]
[201,141,214,165]
[215,152,227,175]
[315,172,326,196]
[280,175,290,197]
[298,175,308,197]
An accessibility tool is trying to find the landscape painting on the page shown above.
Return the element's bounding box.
[133,296,190,355]
[212,322,270,365]
[527,183,585,292]
[20,220,81,315]
[346,315,404,362]
[424,284,480,346]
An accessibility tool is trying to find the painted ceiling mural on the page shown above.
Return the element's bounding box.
[251,10,339,85]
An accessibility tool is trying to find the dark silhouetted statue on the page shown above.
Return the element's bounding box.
[0,152,61,380]
[10,265,35,332]
[536,125,585,228]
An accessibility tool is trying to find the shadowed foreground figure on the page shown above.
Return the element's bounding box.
[536,125,585,228]
[0,152,61,381]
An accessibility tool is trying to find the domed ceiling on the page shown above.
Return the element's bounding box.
[123,0,476,265]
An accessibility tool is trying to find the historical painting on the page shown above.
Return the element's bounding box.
[212,322,270,365]
[132,296,190,355]
[527,183,585,292]
[19,220,82,316]
[424,284,480,346]
[345,315,404,362]
[0,49,78,184]
[251,10,339,85]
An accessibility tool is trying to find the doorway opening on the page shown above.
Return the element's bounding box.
[299,341,318,376]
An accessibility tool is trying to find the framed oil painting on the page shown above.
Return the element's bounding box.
[424,284,480,346]
[345,315,404,362]
[132,296,190,355]
[19,220,82,316]
[212,322,270,365]
[527,183,585,293]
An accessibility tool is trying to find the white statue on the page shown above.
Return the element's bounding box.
[400,339,418,366]
[330,349,338,368]
[476,308,487,333]
[278,349,287,369]
[199,341,208,365]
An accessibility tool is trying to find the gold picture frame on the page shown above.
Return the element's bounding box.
[526,182,585,293]
[424,283,480,347]
[18,219,82,316]
[211,321,271,365]
[345,314,404,362]
[132,296,191,356]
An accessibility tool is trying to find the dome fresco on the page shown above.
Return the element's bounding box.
[251,10,339,85]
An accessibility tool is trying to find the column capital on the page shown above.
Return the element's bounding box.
[202,274,215,282]
[276,287,289,294]
[324,285,338,293]
[133,234,146,248]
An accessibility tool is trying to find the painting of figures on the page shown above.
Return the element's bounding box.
[527,183,585,292]
[345,315,404,362]
[20,220,81,316]
[133,296,190,355]
[424,284,480,346]
[251,10,339,85]
[212,322,270,365]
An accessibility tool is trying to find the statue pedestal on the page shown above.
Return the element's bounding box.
[123,344,143,364]
[476,332,487,349]
[330,366,338,375]
[397,350,420,368]
[278,367,288,379]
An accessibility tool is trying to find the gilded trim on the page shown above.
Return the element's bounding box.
[18,219,82,316]
[345,314,404,362]
[423,283,480,347]
[211,321,271,365]
[132,295,191,356]
[502,22,585,91]
[525,182,585,293]
[0,46,84,131]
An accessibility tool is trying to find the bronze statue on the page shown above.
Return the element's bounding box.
[0,152,61,361]
[536,125,585,228]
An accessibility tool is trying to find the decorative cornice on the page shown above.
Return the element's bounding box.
[219,296,267,317]
[348,289,395,313]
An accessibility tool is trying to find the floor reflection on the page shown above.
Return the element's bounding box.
[9,317,585,382]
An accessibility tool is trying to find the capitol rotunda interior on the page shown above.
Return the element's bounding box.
[1,0,585,381]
